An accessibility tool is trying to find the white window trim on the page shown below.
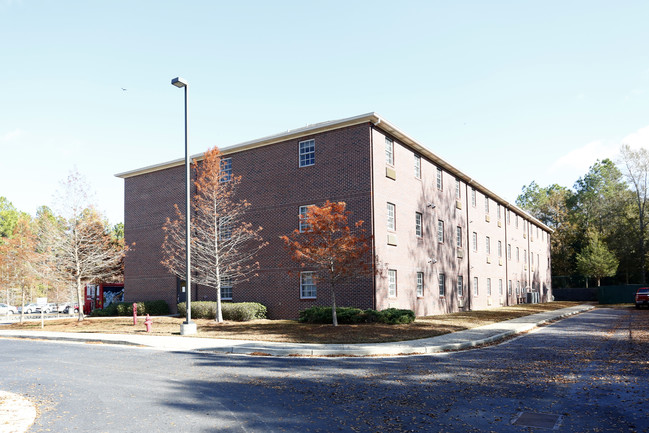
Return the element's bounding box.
[388,269,397,297]
[299,205,314,233]
[220,157,232,183]
[415,212,423,238]
[416,272,424,297]
[387,202,396,231]
[414,154,421,179]
[385,137,394,166]
[220,276,233,300]
[300,271,317,299]
[299,139,315,168]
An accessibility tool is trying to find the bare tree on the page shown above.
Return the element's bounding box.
[44,171,124,321]
[162,147,266,322]
[619,144,649,284]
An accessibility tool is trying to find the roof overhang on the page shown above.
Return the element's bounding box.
[114,112,552,232]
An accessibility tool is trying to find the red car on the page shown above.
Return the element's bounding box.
[635,287,649,308]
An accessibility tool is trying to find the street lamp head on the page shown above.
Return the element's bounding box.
[171,77,188,88]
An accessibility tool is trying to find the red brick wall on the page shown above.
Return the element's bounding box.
[123,123,375,318]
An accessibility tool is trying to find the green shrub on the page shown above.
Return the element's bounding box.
[90,300,170,317]
[299,306,333,323]
[299,306,415,324]
[222,302,267,321]
[177,301,267,321]
[377,308,415,324]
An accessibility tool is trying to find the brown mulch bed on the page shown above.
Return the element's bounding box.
[6,301,585,344]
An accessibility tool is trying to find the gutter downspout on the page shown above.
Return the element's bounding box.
[369,121,378,310]
[465,180,472,311]
[504,206,510,306]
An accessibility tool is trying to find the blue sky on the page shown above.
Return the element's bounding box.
[1,1,648,225]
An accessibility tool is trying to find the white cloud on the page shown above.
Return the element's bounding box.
[621,124,649,150]
[0,129,22,142]
[550,139,618,175]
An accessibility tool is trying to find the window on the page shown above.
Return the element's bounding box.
[507,244,512,260]
[219,216,232,240]
[299,139,315,167]
[473,277,478,296]
[507,210,511,224]
[472,232,478,252]
[456,179,461,199]
[487,278,492,296]
[387,203,396,231]
[537,253,540,268]
[471,188,476,207]
[499,279,503,295]
[415,212,423,237]
[456,226,462,248]
[497,204,502,220]
[416,272,424,297]
[436,167,443,190]
[457,276,464,297]
[414,154,421,178]
[516,280,520,295]
[498,240,502,258]
[300,271,317,298]
[524,249,527,262]
[220,275,232,300]
[508,280,512,295]
[388,270,397,297]
[531,252,534,266]
[516,247,520,262]
[299,205,313,232]
[485,236,491,255]
[220,157,232,182]
[385,138,394,165]
[437,220,444,243]
[516,215,519,228]
[485,197,490,214]
[439,273,446,296]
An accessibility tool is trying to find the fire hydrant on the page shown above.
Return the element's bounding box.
[144,314,153,333]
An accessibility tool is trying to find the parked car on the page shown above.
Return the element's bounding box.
[18,303,40,314]
[635,287,649,308]
[38,303,58,314]
[58,303,79,314]
[0,303,18,315]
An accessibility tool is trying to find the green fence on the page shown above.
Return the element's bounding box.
[597,284,645,304]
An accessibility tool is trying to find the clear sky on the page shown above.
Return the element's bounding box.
[1,1,648,225]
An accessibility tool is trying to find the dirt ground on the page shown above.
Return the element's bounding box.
[7,301,586,344]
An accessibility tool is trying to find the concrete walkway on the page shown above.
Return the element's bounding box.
[0,304,594,357]
[0,304,594,433]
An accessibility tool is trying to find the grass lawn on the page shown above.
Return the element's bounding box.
[7,301,586,344]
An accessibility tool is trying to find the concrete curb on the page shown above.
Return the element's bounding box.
[0,305,595,358]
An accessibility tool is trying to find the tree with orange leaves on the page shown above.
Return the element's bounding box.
[281,200,372,326]
[162,147,266,322]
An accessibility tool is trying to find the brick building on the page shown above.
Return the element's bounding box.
[116,112,552,319]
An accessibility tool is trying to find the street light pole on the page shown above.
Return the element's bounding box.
[171,77,196,335]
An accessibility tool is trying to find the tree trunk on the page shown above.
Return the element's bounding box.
[331,289,338,327]
[76,275,84,322]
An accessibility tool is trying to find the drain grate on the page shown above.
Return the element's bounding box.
[511,412,563,430]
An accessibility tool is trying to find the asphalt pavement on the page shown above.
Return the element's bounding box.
[0,304,594,432]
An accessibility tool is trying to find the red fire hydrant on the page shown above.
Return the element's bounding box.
[144,314,153,333]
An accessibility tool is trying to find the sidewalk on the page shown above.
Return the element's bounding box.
[0,304,594,357]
